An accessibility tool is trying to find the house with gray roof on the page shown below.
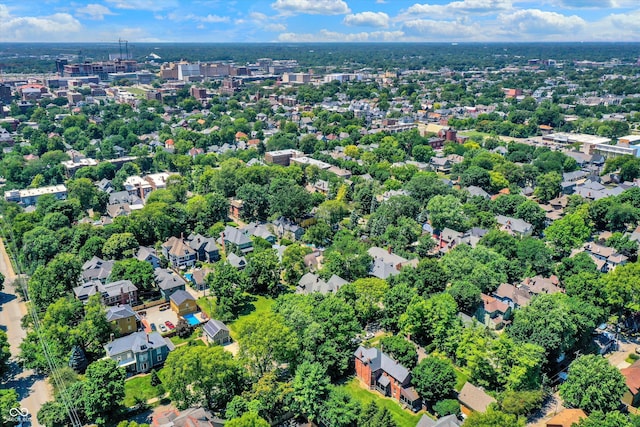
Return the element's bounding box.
[241,222,276,244]
[202,319,230,345]
[105,304,140,335]
[162,236,197,268]
[186,233,220,262]
[104,331,174,374]
[466,185,490,199]
[273,217,305,241]
[417,414,462,427]
[218,226,253,253]
[136,246,160,269]
[226,253,247,270]
[296,272,348,294]
[458,382,496,415]
[354,346,422,411]
[81,256,115,284]
[73,279,138,306]
[495,215,533,237]
[367,247,417,279]
[155,268,187,301]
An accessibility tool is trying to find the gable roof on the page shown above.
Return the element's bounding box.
[545,409,587,427]
[354,346,410,384]
[417,414,462,427]
[493,283,531,307]
[170,289,195,306]
[458,382,496,413]
[105,331,174,356]
[621,360,640,395]
[155,268,186,290]
[105,304,138,322]
[203,319,229,338]
[220,226,252,247]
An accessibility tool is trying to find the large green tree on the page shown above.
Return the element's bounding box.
[559,355,626,413]
[245,249,281,296]
[164,345,247,410]
[291,361,330,422]
[110,258,155,291]
[237,313,298,377]
[412,357,457,403]
[82,358,126,424]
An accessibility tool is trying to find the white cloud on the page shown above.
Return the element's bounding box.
[105,0,177,11]
[200,14,230,22]
[249,12,268,20]
[76,4,115,20]
[402,18,480,39]
[271,0,351,15]
[265,23,287,32]
[165,12,229,23]
[344,11,389,28]
[0,5,83,41]
[498,8,585,35]
[401,0,512,19]
[278,29,403,42]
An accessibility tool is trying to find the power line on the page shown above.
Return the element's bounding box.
[0,219,83,427]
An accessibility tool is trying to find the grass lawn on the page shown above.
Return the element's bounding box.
[338,377,424,427]
[125,87,146,97]
[458,130,492,141]
[170,328,203,346]
[197,296,217,318]
[228,295,275,340]
[124,372,165,407]
[454,368,469,392]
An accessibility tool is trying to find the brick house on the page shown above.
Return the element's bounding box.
[354,346,422,411]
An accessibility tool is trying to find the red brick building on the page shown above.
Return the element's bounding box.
[354,346,422,411]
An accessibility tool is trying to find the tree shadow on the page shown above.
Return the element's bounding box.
[0,290,17,311]
[1,361,44,401]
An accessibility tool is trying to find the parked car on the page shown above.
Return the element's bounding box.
[150,323,157,332]
[159,304,170,311]
[159,324,167,332]
[165,321,175,330]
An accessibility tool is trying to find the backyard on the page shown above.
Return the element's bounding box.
[338,377,425,427]
[124,370,167,407]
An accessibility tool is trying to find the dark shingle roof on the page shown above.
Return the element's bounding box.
[354,346,410,383]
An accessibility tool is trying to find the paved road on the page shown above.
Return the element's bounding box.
[0,238,51,426]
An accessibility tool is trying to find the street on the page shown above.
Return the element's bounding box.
[0,238,51,426]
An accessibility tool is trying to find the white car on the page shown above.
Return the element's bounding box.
[159,324,168,333]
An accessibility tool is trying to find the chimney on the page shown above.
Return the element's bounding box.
[147,333,150,343]
[110,333,114,342]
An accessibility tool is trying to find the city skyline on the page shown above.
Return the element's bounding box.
[0,0,639,43]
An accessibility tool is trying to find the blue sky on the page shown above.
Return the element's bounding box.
[0,0,639,42]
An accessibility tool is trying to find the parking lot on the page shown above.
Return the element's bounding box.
[138,303,179,334]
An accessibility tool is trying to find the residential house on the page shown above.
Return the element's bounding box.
[136,246,161,269]
[492,283,532,309]
[495,215,533,237]
[106,203,131,219]
[73,279,138,306]
[162,236,197,268]
[466,185,490,199]
[186,233,220,262]
[416,414,462,427]
[368,247,418,280]
[354,346,422,411]
[104,331,174,374]
[81,256,115,284]
[219,226,253,253]
[546,409,587,427]
[202,319,231,345]
[155,268,187,301]
[229,199,244,219]
[622,360,640,407]
[151,407,225,427]
[582,242,628,272]
[297,272,348,294]
[106,304,141,335]
[458,382,496,416]
[273,217,305,241]
[170,289,197,316]
[241,222,276,243]
[190,268,212,291]
[476,294,511,330]
[433,228,464,255]
[521,275,563,296]
[226,253,247,270]
[592,331,617,355]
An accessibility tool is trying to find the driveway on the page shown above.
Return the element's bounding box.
[139,304,179,334]
[0,238,52,426]
[607,335,639,369]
